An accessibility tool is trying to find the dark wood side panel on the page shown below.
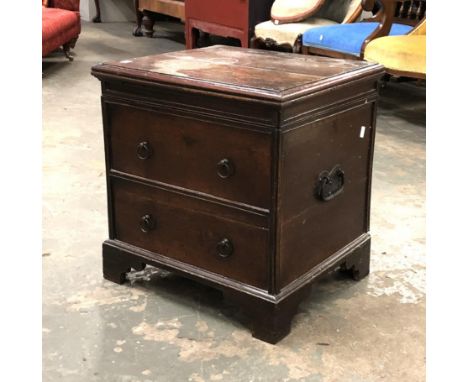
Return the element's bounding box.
[277,103,375,288]
[111,177,270,289]
[106,102,272,209]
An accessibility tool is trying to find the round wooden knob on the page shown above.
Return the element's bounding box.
[140,214,156,233]
[136,141,153,160]
[217,238,234,258]
[217,158,235,179]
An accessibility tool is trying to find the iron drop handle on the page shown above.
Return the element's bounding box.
[217,158,235,179]
[217,238,234,258]
[136,141,153,160]
[315,165,345,201]
[140,214,156,233]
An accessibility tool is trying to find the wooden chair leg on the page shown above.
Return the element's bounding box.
[250,36,261,49]
[184,22,192,48]
[241,33,249,48]
[293,35,302,54]
[69,37,78,49]
[185,22,199,49]
[62,42,73,61]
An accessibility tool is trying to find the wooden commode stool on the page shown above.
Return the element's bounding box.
[91,46,384,344]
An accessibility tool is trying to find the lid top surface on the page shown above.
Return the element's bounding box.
[94,46,381,99]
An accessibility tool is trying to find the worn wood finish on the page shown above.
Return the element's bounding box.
[184,0,274,48]
[92,46,384,344]
[92,47,379,101]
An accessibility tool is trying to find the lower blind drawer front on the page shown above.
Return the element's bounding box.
[111,178,270,290]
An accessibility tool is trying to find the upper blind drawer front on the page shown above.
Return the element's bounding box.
[105,103,272,209]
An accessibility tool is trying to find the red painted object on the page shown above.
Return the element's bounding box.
[184,0,274,48]
[42,0,81,58]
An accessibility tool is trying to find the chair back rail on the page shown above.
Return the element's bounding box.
[394,0,426,25]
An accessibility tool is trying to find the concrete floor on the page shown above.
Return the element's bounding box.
[43,21,426,382]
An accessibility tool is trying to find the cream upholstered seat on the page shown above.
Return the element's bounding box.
[270,0,325,24]
[253,0,362,52]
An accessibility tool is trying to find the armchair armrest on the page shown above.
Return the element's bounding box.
[49,0,80,12]
[359,0,398,57]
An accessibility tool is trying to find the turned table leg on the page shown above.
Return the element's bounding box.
[142,11,156,38]
[133,0,143,36]
[92,0,101,23]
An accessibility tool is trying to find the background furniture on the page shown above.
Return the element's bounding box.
[270,0,325,24]
[302,0,426,59]
[93,0,101,22]
[91,46,384,344]
[134,0,185,37]
[185,0,274,48]
[364,18,425,79]
[252,0,362,52]
[42,0,81,60]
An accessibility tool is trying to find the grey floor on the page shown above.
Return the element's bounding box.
[43,21,426,382]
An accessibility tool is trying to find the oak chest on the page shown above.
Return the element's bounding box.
[91,46,384,343]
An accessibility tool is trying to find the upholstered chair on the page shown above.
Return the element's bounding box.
[42,0,81,60]
[252,0,363,53]
[364,18,425,79]
[301,0,425,59]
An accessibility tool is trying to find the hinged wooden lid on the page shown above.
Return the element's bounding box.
[91,45,384,102]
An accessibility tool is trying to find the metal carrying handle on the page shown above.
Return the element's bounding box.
[315,165,345,201]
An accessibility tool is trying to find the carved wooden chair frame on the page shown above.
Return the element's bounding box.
[250,35,303,53]
[250,1,364,53]
[300,0,426,60]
